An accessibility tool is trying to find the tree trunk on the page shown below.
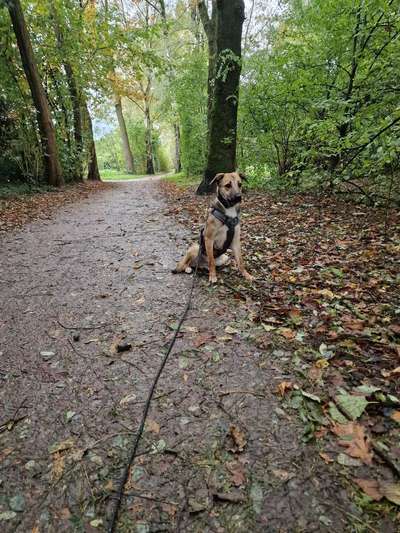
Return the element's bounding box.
[145,102,155,175]
[51,5,83,179]
[174,122,182,173]
[114,94,134,174]
[7,0,64,186]
[83,102,101,181]
[197,0,245,194]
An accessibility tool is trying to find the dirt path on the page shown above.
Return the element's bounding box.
[1,180,358,532]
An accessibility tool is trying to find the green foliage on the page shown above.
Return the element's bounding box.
[173,48,208,176]
[96,116,169,175]
[238,0,400,202]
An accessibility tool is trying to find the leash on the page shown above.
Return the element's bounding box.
[108,233,203,532]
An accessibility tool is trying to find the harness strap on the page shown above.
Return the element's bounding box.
[200,207,240,258]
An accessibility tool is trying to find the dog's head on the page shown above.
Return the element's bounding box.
[211,171,247,207]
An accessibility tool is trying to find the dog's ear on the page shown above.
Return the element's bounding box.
[238,172,248,181]
[210,172,225,185]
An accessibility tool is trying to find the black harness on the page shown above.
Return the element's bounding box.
[200,206,240,258]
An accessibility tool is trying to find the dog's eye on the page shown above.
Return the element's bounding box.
[225,183,232,189]
[238,182,242,188]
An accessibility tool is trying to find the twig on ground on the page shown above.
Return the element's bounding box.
[219,389,265,398]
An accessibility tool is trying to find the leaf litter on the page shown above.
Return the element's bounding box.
[161,180,400,519]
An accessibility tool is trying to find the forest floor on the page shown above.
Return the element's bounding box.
[0,177,399,532]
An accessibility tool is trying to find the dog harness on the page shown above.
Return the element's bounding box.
[200,206,240,258]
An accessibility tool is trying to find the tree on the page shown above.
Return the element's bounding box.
[5,0,64,187]
[114,91,135,174]
[197,0,245,194]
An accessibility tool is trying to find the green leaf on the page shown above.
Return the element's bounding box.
[335,394,369,420]
[328,402,348,424]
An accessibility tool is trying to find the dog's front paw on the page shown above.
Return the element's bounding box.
[209,273,218,284]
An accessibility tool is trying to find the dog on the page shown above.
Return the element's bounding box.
[172,171,253,284]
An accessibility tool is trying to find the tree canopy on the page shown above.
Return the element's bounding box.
[0,0,399,203]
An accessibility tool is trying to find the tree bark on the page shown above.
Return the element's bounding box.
[6,0,64,186]
[145,100,155,175]
[82,102,101,181]
[197,0,245,194]
[174,122,182,173]
[114,93,135,174]
[51,5,83,180]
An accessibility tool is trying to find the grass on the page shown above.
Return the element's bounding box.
[163,172,200,188]
[100,169,149,181]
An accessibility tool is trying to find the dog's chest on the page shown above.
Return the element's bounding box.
[214,225,229,249]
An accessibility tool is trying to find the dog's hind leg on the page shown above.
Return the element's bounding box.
[172,243,200,274]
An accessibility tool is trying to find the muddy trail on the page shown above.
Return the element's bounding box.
[0,179,384,532]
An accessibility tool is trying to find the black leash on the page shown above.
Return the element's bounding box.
[108,244,201,533]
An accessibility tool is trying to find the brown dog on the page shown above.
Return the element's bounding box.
[172,171,253,284]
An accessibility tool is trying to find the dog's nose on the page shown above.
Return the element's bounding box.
[235,194,242,202]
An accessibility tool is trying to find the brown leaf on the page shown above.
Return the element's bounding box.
[319,452,334,464]
[193,333,213,348]
[390,411,400,423]
[354,478,383,501]
[278,327,296,339]
[331,422,373,465]
[226,460,246,487]
[51,451,65,481]
[229,425,247,453]
[145,419,160,434]
[49,438,75,454]
[0,447,13,463]
[272,469,295,481]
[382,366,400,378]
[276,381,294,397]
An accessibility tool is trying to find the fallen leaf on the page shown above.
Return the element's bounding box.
[335,393,369,420]
[145,419,160,434]
[193,333,213,348]
[337,452,362,467]
[354,478,383,501]
[0,447,13,462]
[276,381,294,397]
[272,469,295,481]
[382,366,400,378]
[213,491,246,503]
[332,422,373,465]
[119,393,137,406]
[319,452,334,464]
[225,325,239,335]
[390,411,400,424]
[228,425,247,453]
[51,451,65,481]
[226,461,246,487]
[380,482,400,505]
[49,438,75,454]
[278,327,296,339]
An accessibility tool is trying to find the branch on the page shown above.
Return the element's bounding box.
[342,114,400,170]
[197,0,212,40]
[142,0,162,15]
[126,96,145,114]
